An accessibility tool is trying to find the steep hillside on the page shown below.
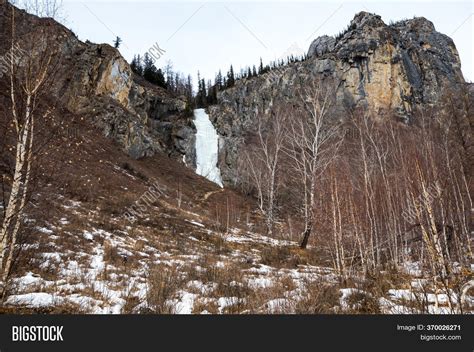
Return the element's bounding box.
[0,2,196,165]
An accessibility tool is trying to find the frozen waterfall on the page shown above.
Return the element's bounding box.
[193,109,223,187]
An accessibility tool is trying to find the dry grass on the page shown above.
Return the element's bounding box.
[344,291,381,314]
[145,265,183,314]
[0,303,86,314]
[294,280,341,314]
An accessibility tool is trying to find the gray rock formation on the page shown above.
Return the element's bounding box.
[0,3,196,165]
[58,42,195,162]
[209,12,465,185]
[307,35,336,57]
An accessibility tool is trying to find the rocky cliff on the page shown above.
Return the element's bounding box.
[1,6,466,185]
[209,12,465,185]
[0,2,196,164]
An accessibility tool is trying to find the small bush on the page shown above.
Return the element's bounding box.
[294,281,341,314]
[103,241,122,267]
[260,246,291,267]
[146,266,183,314]
[345,291,381,314]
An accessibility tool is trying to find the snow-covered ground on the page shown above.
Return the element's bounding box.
[4,188,473,314]
[193,108,223,187]
[7,219,472,314]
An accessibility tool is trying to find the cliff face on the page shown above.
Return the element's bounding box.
[209,12,465,185]
[54,42,196,163]
[326,12,464,114]
[0,3,196,164]
[1,5,466,184]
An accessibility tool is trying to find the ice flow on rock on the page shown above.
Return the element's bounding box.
[193,109,223,187]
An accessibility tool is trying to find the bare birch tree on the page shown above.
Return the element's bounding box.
[8,0,64,20]
[240,107,288,236]
[0,6,57,293]
[285,80,342,248]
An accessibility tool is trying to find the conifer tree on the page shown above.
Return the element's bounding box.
[216,70,223,90]
[200,78,206,105]
[113,36,122,49]
[156,68,166,88]
[164,61,175,93]
[227,65,235,88]
[130,55,143,76]
[142,53,166,88]
[185,75,193,104]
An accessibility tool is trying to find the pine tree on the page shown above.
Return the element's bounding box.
[200,78,206,106]
[215,71,222,91]
[142,53,166,88]
[175,73,180,94]
[197,71,202,98]
[227,65,235,88]
[130,55,143,76]
[252,65,257,77]
[113,36,122,49]
[211,85,217,104]
[206,79,213,105]
[196,72,207,107]
[164,61,175,93]
[258,58,264,74]
[156,68,167,88]
[143,53,156,81]
[185,75,193,105]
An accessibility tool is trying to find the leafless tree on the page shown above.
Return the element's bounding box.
[0,6,58,294]
[8,0,64,20]
[284,80,342,248]
[239,107,288,236]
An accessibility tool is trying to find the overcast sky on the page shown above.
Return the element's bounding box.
[52,1,473,85]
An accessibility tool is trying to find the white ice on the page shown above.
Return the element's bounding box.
[193,108,223,187]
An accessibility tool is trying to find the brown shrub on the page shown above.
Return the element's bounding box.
[345,291,381,314]
[260,246,292,267]
[103,241,122,267]
[294,281,341,314]
[145,265,183,314]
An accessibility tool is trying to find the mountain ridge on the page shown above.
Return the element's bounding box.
[208,11,466,185]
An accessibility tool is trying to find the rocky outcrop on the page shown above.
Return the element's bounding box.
[0,2,195,164]
[308,35,336,57]
[328,12,464,115]
[54,41,196,162]
[209,12,465,185]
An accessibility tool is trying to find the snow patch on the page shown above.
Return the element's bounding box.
[175,291,197,314]
[6,292,62,307]
[186,220,205,228]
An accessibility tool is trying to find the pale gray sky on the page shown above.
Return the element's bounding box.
[53,1,473,85]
